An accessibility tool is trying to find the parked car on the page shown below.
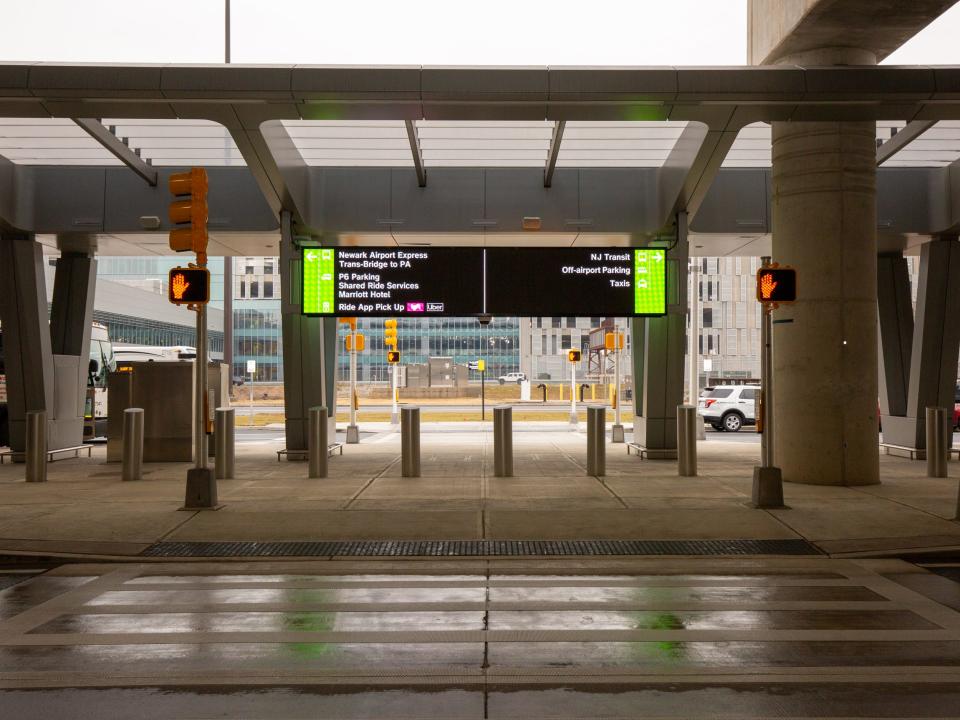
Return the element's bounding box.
[698,384,759,432]
[498,371,527,385]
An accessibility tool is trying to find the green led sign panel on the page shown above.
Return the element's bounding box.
[634,248,666,315]
[303,248,336,315]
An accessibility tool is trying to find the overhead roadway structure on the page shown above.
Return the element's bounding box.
[3,63,960,456]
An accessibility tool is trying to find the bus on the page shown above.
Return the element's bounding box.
[0,322,115,446]
[112,345,197,363]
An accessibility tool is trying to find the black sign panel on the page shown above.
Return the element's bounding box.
[302,246,666,317]
[484,247,656,316]
[303,247,484,317]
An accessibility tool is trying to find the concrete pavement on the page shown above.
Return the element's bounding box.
[0,424,958,558]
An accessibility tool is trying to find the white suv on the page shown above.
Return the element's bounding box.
[698,384,759,432]
[498,372,527,385]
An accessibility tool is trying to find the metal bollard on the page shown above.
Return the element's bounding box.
[926,406,949,478]
[586,405,606,476]
[493,405,513,477]
[121,408,144,481]
[308,406,329,478]
[677,404,698,477]
[401,406,421,477]
[215,408,235,479]
[25,410,46,483]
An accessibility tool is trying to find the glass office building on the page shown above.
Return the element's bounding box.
[338,317,520,383]
[233,257,282,382]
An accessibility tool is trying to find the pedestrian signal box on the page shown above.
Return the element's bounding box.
[567,349,582,363]
[756,267,797,303]
[387,350,401,364]
[168,267,210,305]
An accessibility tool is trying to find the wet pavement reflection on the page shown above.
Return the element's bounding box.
[0,562,958,718]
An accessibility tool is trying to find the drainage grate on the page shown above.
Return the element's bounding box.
[140,538,820,558]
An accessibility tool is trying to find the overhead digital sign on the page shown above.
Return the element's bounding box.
[485,247,665,316]
[302,247,667,317]
[302,247,483,316]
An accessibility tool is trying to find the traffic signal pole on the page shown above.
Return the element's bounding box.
[347,330,359,443]
[391,363,399,425]
[752,256,784,508]
[569,360,577,425]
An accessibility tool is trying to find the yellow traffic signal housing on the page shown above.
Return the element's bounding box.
[168,168,209,264]
[383,319,398,348]
[756,266,797,303]
[604,331,624,350]
[477,359,485,372]
[387,350,401,364]
[167,266,210,306]
[345,333,365,352]
[568,349,582,363]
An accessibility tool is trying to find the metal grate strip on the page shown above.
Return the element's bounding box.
[140,538,820,558]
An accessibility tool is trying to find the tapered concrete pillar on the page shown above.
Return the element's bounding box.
[631,214,688,458]
[770,118,879,485]
[279,213,337,452]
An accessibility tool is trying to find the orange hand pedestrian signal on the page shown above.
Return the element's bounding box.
[167,267,210,306]
[755,267,796,304]
[759,272,777,300]
[171,272,190,300]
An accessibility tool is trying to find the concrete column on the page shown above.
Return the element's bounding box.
[631,214,688,458]
[877,253,913,419]
[0,233,55,452]
[279,213,337,451]
[882,238,960,449]
[770,110,879,485]
[49,250,97,449]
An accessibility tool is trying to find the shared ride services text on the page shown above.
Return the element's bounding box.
[302,247,666,317]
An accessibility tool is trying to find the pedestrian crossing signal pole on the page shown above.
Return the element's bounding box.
[168,168,216,509]
[752,257,794,509]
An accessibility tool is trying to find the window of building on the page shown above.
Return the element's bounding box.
[702,308,712,328]
[245,265,254,275]
[264,260,274,274]
[239,281,245,298]
[263,281,274,298]
[566,317,576,328]
[250,281,259,298]
[551,318,561,329]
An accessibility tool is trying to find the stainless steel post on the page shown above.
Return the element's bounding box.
[586,405,606,476]
[401,406,421,477]
[493,405,513,477]
[122,407,144,481]
[677,404,698,477]
[25,410,46,483]
[308,405,329,478]
[926,406,949,478]
[215,407,235,479]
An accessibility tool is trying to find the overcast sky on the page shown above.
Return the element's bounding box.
[2,0,958,66]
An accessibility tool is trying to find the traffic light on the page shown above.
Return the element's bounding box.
[168,168,209,265]
[384,318,398,348]
[568,349,582,363]
[345,333,365,352]
[387,350,401,364]
[604,331,624,350]
[167,267,210,306]
[756,266,797,303]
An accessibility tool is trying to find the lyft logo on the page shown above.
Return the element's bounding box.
[406,301,425,313]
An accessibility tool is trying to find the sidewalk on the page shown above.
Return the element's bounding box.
[0,426,958,559]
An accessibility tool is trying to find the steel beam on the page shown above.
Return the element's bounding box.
[405,120,427,187]
[876,120,936,166]
[72,118,158,186]
[544,121,565,188]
